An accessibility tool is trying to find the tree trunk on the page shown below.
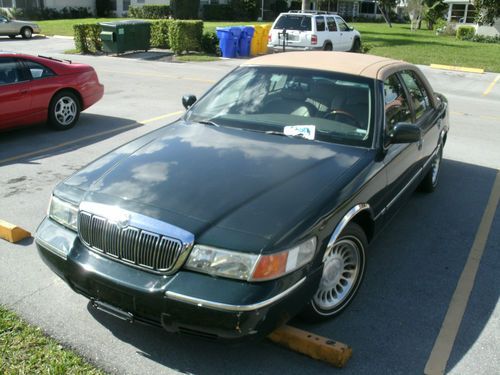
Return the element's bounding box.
[302,0,308,11]
[377,2,392,27]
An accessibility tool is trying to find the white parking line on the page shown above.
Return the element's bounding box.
[424,170,500,375]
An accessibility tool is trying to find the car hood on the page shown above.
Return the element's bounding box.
[61,121,372,251]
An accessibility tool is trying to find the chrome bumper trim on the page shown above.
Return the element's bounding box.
[165,276,306,312]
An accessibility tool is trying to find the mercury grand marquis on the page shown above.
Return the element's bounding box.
[36,52,449,340]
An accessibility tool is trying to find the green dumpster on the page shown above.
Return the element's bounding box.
[99,20,151,54]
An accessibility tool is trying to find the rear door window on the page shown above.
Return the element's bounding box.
[399,70,431,121]
[326,17,337,31]
[315,16,326,32]
[274,15,312,31]
[22,60,56,80]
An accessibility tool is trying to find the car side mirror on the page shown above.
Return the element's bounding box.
[182,94,197,110]
[389,123,421,144]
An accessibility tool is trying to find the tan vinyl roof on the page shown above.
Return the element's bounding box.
[241,52,413,81]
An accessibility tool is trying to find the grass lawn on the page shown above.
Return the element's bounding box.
[352,22,500,73]
[37,18,500,72]
[0,306,104,374]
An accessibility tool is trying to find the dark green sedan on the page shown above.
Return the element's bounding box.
[36,52,449,340]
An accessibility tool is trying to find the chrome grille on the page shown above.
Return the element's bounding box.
[78,211,184,273]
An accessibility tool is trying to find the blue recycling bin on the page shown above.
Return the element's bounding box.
[216,27,236,58]
[238,26,255,57]
[229,27,242,56]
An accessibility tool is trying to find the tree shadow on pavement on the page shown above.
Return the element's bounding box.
[0,113,143,167]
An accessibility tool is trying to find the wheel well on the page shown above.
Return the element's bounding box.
[21,26,33,32]
[52,88,83,109]
[351,211,374,243]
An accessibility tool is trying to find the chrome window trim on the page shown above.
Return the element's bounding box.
[327,203,371,251]
[165,276,307,312]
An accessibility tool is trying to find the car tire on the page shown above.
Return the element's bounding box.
[300,222,367,322]
[8,35,16,39]
[419,144,442,193]
[351,38,361,53]
[21,27,33,39]
[48,91,81,130]
[324,42,333,51]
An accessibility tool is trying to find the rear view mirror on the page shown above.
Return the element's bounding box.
[389,123,421,144]
[182,95,197,110]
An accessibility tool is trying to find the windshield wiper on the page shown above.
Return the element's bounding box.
[198,120,220,127]
[265,130,308,139]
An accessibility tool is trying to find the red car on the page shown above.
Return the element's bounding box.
[0,53,104,131]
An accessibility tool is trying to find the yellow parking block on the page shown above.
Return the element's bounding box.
[268,325,352,368]
[0,220,31,243]
[430,64,484,74]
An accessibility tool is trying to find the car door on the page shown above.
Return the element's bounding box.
[0,57,33,130]
[0,16,10,35]
[19,58,58,123]
[378,73,422,221]
[399,70,441,168]
[314,16,328,49]
[325,16,343,51]
[335,16,354,51]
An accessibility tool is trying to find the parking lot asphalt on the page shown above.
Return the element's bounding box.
[1,37,499,375]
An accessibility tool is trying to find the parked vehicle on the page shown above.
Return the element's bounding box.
[0,15,41,39]
[268,11,361,52]
[0,53,104,131]
[36,52,449,341]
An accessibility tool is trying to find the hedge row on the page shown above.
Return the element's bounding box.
[128,5,171,19]
[456,25,476,40]
[74,20,213,55]
[73,24,102,53]
[169,20,203,54]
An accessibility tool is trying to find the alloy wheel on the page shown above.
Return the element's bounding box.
[313,238,361,311]
[54,96,77,126]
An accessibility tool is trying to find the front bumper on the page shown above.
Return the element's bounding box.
[36,217,321,341]
[267,43,323,52]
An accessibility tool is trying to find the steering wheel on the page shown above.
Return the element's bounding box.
[323,109,362,128]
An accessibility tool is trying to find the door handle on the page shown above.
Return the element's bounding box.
[20,89,29,95]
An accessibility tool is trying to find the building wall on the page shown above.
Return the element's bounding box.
[44,0,95,11]
[476,18,500,37]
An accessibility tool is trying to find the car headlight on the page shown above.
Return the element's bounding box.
[48,196,78,231]
[185,237,317,281]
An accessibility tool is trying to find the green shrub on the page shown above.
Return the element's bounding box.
[129,5,171,19]
[456,25,476,40]
[73,24,102,54]
[150,20,172,48]
[270,0,288,18]
[471,34,500,43]
[202,4,234,21]
[169,20,203,54]
[201,31,220,55]
[171,0,200,19]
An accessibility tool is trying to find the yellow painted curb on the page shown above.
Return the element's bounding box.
[0,220,31,243]
[268,325,352,368]
[430,64,484,74]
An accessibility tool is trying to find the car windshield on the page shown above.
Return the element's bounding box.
[274,15,312,31]
[186,66,374,147]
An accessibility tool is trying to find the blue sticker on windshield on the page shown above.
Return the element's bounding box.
[284,125,316,140]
